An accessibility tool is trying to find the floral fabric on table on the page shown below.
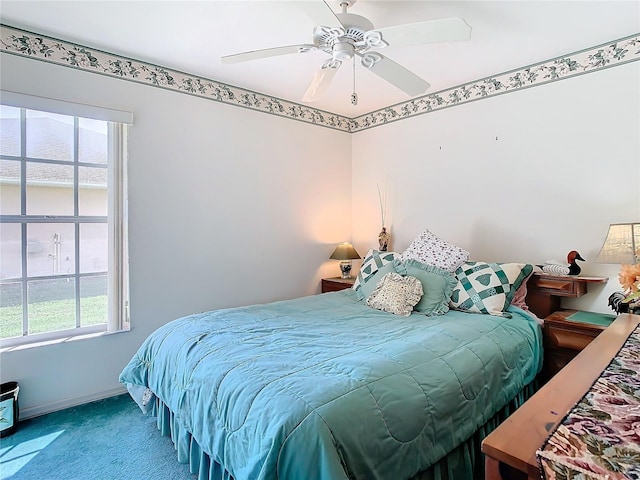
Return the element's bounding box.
[537,324,640,480]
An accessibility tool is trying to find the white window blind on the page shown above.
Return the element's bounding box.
[0,90,133,124]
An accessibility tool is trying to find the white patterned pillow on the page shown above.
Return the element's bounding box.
[366,272,423,316]
[400,229,469,273]
[450,262,534,317]
[352,249,400,298]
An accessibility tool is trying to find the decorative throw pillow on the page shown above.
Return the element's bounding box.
[357,261,399,302]
[400,229,469,273]
[352,249,400,298]
[450,262,534,317]
[366,272,424,317]
[394,259,457,316]
[509,271,542,324]
[510,271,533,311]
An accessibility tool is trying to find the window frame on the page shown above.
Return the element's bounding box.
[0,92,131,347]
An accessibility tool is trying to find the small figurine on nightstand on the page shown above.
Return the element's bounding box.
[540,250,585,276]
[378,227,390,252]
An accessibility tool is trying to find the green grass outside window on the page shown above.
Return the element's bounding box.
[0,296,107,339]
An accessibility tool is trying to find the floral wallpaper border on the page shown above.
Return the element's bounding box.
[1,24,638,133]
[351,33,640,132]
[0,24,351,132]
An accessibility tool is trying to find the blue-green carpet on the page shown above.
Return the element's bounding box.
[0,394,197,480]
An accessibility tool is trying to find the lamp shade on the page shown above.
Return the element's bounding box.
[329,243,361,261]
[595,222,640,264]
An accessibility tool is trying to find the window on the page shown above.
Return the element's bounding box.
[0,92,131,346]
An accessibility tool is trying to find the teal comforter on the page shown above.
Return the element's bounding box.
[120,289,542,480]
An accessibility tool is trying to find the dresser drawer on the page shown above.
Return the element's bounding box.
[545,327,598,351]
[529,276,587,297]
[321,278,355,293]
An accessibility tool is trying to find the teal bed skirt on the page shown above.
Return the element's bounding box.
[150,379,539,480]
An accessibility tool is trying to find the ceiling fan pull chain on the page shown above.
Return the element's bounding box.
[351,56,358,106]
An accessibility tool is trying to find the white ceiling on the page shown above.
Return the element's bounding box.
[1,1,639,117]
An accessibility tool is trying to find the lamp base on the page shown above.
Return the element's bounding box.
[339,261,353,279]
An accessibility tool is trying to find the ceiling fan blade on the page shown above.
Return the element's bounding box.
[375,17,472,47]
[297,0,344,29]
[302,62,341,102]
[221,44,317,64]
[359,53,430,96]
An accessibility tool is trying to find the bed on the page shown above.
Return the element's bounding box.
[121,231,544,480]
[120,278,542,480]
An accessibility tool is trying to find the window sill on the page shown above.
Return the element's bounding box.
[0,326,130,353]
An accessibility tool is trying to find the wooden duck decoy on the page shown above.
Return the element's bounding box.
[540,250,585,276]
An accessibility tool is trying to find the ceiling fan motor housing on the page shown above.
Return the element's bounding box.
[337,13,374,32]
[315,11,381,64]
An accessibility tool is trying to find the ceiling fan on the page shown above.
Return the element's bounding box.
[220,0,472,104]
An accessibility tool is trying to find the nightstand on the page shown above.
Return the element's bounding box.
[543,309,616,379]
[321,277,355,293]
[525,273,608,319]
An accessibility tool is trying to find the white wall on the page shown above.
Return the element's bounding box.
[2,51,638,418]
[0,54,352,417]
[352,62,640,314]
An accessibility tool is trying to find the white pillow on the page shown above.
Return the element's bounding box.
[400,229,469,273]
[366,272,423,316]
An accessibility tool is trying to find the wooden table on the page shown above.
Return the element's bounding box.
[482,313,640,480]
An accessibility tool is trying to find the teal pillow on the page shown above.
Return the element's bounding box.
[394,259,457,315]
[357,261,398,301]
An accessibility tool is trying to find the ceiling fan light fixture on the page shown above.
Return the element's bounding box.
[332,42,355,62]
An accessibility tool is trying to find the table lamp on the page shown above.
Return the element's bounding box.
[330,243,361,279]
[595,222,639,264]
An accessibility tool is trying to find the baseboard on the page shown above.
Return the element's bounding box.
[19,385,128,420]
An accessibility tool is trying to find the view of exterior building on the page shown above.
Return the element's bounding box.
[1,108,110,338]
